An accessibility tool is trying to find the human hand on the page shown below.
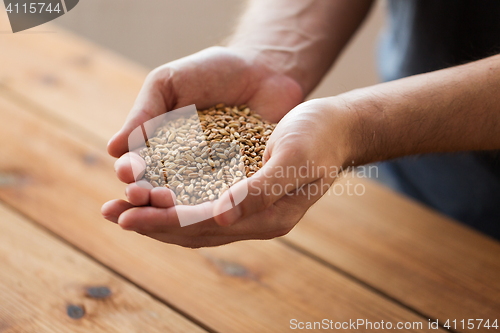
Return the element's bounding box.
[102,98,353,248]
[107,46,303,158]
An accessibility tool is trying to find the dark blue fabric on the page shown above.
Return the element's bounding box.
[377,0,500,239]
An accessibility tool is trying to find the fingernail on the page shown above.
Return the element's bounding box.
[220,205,242,226]
[108,132,119,147]
[103,214,118,223]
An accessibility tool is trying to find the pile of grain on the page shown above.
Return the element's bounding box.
[139,104,276,205]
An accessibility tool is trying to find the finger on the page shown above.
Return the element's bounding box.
[117,203,226,235]
[150,187,177,208]
[101,199,135,223]
[125,182,152,206]
[115,152,146,184]
[208,178,327,239]
[108,68,173,158]
[213,148,314,226]
[118,206,180,232]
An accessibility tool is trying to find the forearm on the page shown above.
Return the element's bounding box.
[340,53,500,166]
[227,0,374,95]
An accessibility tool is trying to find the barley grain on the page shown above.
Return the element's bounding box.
[140,104,276,205]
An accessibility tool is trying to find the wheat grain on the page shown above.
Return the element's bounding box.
[139,104,276,205]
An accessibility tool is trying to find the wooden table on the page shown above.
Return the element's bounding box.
[1,17,499,333]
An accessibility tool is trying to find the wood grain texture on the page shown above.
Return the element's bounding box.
[0,95,438,332]
[1,14,498,332]
[0,203,206,333]
[0,14,144,149]
[285,176,500,332]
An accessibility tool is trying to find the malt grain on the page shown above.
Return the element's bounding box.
[139,104,276,205]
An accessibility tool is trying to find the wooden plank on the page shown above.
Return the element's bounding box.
[0,203,206,333]
[0,13,145,148]
[2,13,498,331]
[284,176,500,331]
[0,92,438,331]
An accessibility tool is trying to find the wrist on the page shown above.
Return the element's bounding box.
[226,43,308,94]
[327,90,386,168]
[299,97,364,171]
[226,44,284,72]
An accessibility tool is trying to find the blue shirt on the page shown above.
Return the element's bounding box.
[377,0,500,239]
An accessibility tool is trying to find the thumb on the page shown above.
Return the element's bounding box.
[213,149,314,226]
[107,69,173,158]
